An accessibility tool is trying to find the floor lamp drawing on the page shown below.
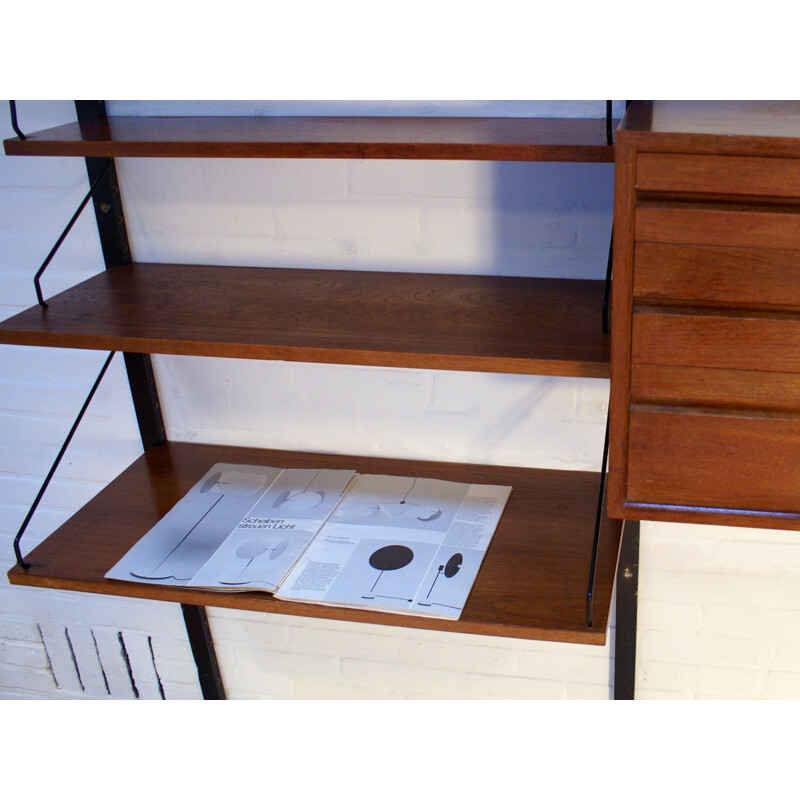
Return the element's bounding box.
[273,469,326,513]
[362,544,415,602]
[131,467,271,581]
[419,552,464,610]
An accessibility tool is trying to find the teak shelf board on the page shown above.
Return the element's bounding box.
[0,264,611,378]
[3,115,617,162]
[7,442,622,644]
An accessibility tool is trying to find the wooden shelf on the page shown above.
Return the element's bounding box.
[7,442,622,644]
[0,264,611,378]
[3,116,616,162]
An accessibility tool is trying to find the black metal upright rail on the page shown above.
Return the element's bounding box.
[614,521,640,699]
[74,101,225,699]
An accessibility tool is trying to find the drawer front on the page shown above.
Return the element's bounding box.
[630,364,800,411]
[627,408,800,513]
[634,243,800,310]
[632,310,800,373]
[636,153,800,198]
[635,205,800,250]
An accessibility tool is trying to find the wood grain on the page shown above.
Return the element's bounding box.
[630,364,800,412]
[627,408,800,518]
[634,243,800,310]
[607,132,637,517]
[635,205,800,250]
[6,442,622,645]
[636,152,800,198]
[3,116,617,162]
[632,309,800,373]
[0,264,611,378]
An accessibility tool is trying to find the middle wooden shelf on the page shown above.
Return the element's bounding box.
[0,263,611,378]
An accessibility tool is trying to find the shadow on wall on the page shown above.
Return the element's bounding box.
[108,99,617,282]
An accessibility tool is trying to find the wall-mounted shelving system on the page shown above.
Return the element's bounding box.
[1,105,627,694]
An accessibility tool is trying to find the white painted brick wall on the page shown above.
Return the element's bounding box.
[636,521,800,699]
[4,99,798,699]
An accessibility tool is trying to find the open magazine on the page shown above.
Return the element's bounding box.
[105,463,357,592]
[106,462,512,620]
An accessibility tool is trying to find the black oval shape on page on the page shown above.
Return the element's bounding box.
[444,553,463,578]
[369,544,414,571]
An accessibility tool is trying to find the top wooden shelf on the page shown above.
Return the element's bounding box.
[619,101,800,158]
[3,116,617,162]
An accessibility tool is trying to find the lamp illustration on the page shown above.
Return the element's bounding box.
[132,467,272,581]
[377,478,442,523]
[219,537,290,585]
[418,552,464,610]
[273,469,326,512]
[361,544,415,601]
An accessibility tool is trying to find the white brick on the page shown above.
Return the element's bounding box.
[274,200,421,250]
[0,614,43,643]
[465,672,567,699]
[0,639,49,668]
[642,630,776,670]
[565,682,612,700]
[340,657,472,697]
[219,641,340,682]
[639,660,765,696]
[637,599,704,634]
[633,687,697,700]
[292,677,404,700]
[765,669,800,697]
[0,663,58,694]
[289,622,402,662]
[398,636,521,674]
[207,609,291,649]
[639,568,800,611]
[348,160,494,200]
[519,648,611,685]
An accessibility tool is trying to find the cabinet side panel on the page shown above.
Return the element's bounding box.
[608,135,636,517]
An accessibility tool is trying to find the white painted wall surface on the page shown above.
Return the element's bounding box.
[2,99,797,700]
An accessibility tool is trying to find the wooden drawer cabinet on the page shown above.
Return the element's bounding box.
[609,101,800,529]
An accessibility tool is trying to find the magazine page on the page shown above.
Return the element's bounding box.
[105,463,356,592]
[188,467,357,591]
[274,474,512,619]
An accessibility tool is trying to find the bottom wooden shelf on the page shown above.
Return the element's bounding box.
[7,442,622,645]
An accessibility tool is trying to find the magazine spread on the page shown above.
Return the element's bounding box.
[105,463,357,591]
[106,462,512,620]
[274,473,512,620]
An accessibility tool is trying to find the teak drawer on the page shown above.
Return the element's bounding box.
[633,243,800,310]
[631,309,800,373]
[635,205,800,250]
[630,364,800,412]
[627,408,800,515]
[636,152,800,198]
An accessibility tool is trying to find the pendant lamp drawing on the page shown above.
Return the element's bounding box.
[361,543,415,602]
[377,477,442,523]
[273,469,326,513]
